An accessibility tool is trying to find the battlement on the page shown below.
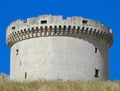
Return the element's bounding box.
[6,15,113,47]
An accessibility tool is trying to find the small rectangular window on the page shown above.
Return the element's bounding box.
[95,69,99,78]
[82,20,88,24]
[12,26,15,30]
[16,49,19,55]
[95,48,97,53]
[41,20,47,24]
[25,72,27,79]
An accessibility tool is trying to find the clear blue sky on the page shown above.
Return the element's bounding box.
[0,0,120,81]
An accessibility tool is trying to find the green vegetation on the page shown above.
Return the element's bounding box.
[0,80,120,91]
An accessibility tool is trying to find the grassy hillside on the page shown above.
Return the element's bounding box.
[0,80,120,91]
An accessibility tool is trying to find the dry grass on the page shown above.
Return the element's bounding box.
[0,80,120,91]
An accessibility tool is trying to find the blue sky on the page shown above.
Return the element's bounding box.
[0,0,120,81]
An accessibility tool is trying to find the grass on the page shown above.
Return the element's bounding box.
[0,80,120,91]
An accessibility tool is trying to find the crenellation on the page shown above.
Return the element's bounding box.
[7,15,112,37]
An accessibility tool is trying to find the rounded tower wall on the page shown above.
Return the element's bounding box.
[10,36,109,81]
[7,15,113,81]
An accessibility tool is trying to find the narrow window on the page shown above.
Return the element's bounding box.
[16,49,19,55]
[12,26,15,30]
[25,72,27,79]
[94,69,99,78]
[82,20,88,24]
[95,48,97,53]
[41,20,47,24]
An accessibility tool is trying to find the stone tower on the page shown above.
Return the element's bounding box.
[6,15,113,81]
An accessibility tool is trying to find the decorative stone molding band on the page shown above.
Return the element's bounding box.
[6,25,113,48]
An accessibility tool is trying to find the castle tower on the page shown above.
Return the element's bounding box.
[6,15,113,81]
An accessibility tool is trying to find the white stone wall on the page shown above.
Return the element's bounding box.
[7,15,112,81]
[10,36,109,81]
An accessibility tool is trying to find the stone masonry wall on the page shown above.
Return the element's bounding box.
[6,15,113,81]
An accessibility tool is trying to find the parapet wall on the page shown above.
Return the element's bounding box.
[6,15,113,48]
